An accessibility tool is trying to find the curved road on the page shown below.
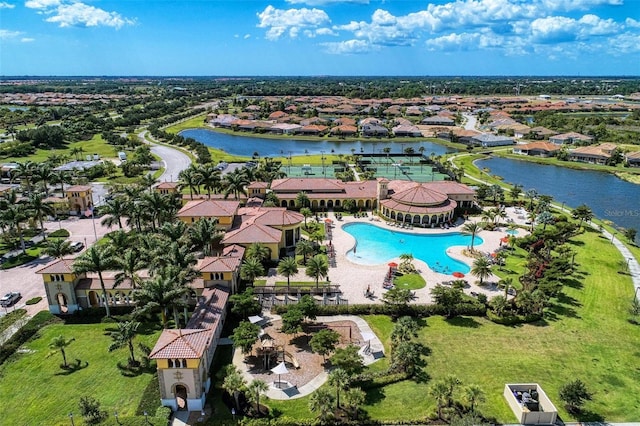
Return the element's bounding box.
[138,129,192,182]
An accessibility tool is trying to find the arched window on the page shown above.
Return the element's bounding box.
[181,359,187,368]
[168,359,174,368]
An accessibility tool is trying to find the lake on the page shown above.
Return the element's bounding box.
[180,128,456,157]
[477,156,640,242]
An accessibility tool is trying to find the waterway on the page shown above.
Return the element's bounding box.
[477,157,640,241]
[180,128,456,157]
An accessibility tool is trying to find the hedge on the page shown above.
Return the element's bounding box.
[48,229,70,238]
[60,306,136,324]
[0,311,61,366]
[272,301,486,318]
[486,310,543,325]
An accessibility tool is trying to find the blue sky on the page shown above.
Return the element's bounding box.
[1,0,639,76]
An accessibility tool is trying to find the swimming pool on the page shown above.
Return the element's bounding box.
[343,223,483,275]
[506,229,519,235]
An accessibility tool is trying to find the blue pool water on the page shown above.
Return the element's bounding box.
[342,223,483,275]
[506,229,519,235]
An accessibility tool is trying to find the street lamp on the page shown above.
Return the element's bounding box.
[144,410,149,424]
[114,411,120,425]
[69,413,74,426]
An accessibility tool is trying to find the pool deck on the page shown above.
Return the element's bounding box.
[265,209,528,305]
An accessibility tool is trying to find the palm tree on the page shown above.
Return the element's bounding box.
[32,162,55,195]
[328,368,350,408]
[295,192,310,209]
[48,335,75,368]
[462,222,482,251]
[300,207,312,228]
[429,380,449,420]
[198,163,221,198]
[100,196,128,229]
[140,173,157,193]
[306,254,329,289]
[498,277,514,299]
[52,169,72,198]
[464,384,486,412]
[44,238,73,259]
[222,365,247,412]
[73,245,116,317]
[277,257,299,293]
[390,316,419,345]
[295,239,315,263]
[27,192,54,238]
[343,387,366,420]
[572,204,594,228]
[187,217,220,256]
[178,166,200,200]
[510,184,523,202]
[3,204,29,253]
[222,168,249,200]
[133,269,190,328]
[114,249,146,290]
[152,242,198,281]
[104,229,130,253]
[141,191,171,231]
[309,388,335,423]
[240,258,265,283]
[526,189,538,211]
[247,379,269,415]
[14,160,36,193]
[159,221,188,244]
[471,256,492,286]
[108,320,140,365]
[245,242,271,263]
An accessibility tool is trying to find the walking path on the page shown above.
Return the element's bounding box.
[448,152,640,301]
[231,314,384,400]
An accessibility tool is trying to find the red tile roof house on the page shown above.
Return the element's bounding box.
[150,286,229,412]
[549,132,594,145]
[568,143,617,165]
[512,142,561,157]
[626,151,640,167]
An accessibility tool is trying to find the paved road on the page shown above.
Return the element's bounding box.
[138,129,192,182]
[463,112,478,131]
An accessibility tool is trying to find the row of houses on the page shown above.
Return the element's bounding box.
[514,141,640,166]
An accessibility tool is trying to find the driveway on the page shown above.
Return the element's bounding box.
[138,129,192,182]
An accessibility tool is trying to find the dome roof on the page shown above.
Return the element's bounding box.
[390,184,449,207]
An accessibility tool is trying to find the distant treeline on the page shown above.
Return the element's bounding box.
[2,76,640,98]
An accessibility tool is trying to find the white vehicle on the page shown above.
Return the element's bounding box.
[0,292,21,307]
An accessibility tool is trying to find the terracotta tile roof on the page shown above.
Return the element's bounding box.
[424,181,476,195]
[36,258,76,274]
[391,184,449,206]
[177,199,240,218]
[380,198,456,214]
[222,244,245,257]
[156,182,179,189]
[248,208,305,227]
[186,287,229,330]
[517,142,560,152]
[197,255,242,273]
[149,328,214,359]
[569,146,611,158]
[626,151,640,160]
[66,185,92,192]
[248,181,268,189]
[270,178,345,193]
[223,223,282,244]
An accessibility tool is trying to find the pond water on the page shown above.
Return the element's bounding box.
[343,222,482,274]
[180,128,456,157]
[477,157,640,242]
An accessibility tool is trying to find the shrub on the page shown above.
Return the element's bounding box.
[25,297,42,305]
[48,229,70,238]
[486,310,542,325]
[155,406,172,419]
[79,395,108,425]
[272,301,486,318]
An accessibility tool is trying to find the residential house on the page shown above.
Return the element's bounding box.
[330,125,358,137]
[549,132,594,145]
[527,126,558,140]
[626,151,640,167]
[470,134,515,147]
[421,116,455,126]
[361,123,389,137]
[392,124,422,137]
[155,182,180,195]
[512,142,560,157]
[568,143,617,164]
[66,185,93,215]
[176,199,241,230]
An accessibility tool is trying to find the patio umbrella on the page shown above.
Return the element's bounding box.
[388,262,398,268]
[271,361,289,387]
[324,218,333,223]
[452,271,465,278]
[500,237,510,244]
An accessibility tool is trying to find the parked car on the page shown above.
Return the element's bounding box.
[70,241,84,252]
[0,292,21,307]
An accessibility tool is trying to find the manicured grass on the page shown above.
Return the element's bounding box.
[0,309,26,333]
[258,229,640,422]
[0,321,162,425]
[3,134,118,163]
[392,273,426,290]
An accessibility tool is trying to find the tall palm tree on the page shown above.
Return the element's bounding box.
[572,204,594,228]
[328,368,350,408]
[429,380,449,420]
[73,245,116,317]
[104,229,130,253]
[498,277,514,299]
[108,320,140,365]
[464,384,486,412]
[114,249,146,290]
[222,365,247,412]
[159,221,188,244]
[344,387,366,420]
[240,258,265,283]
[32,162,55,196]
[48,335,75,368]
[27,192,54,238]
[222,168,249,200]
[471,256,492,286]
[198,164,221,199]
[390,316,419,345]
[140,173,157,193]
[100,196,128,229]
[13,161,36,193]
[178,166,200,200]
[187,217,220,256]
[44,238,73,259]
[52,169,72,198]
[152,241,198,278]
[526,189,538,211]
[133,269,190,328]
[462,222,482,251]
[277,257,299,293]
[295,239,315,263]
[141,191,170,231]
[247,379,269,415]
[3,204,29,253]
[295,191,310,209]
[306,254,329,289]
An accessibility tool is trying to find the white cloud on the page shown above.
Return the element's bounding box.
[25,0,134,29]
[530,14,621,43]
[21,37,35,42]
[257,5,330,40]
[286,0,368,5]
[321,38,372,54]
[625,18,640,28]
[425,31,504,51]
[244,34,251,39]
[0,2,15,8]
[0,29,22,39]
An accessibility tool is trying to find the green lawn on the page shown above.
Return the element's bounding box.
[3,134,118,163]
[0,321,162,425]
[258,229,640,422]
[392,273,426,290]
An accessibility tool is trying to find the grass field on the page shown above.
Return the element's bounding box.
[258,229,640,422]
[0,321,162,425]
[3,134,118,164]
